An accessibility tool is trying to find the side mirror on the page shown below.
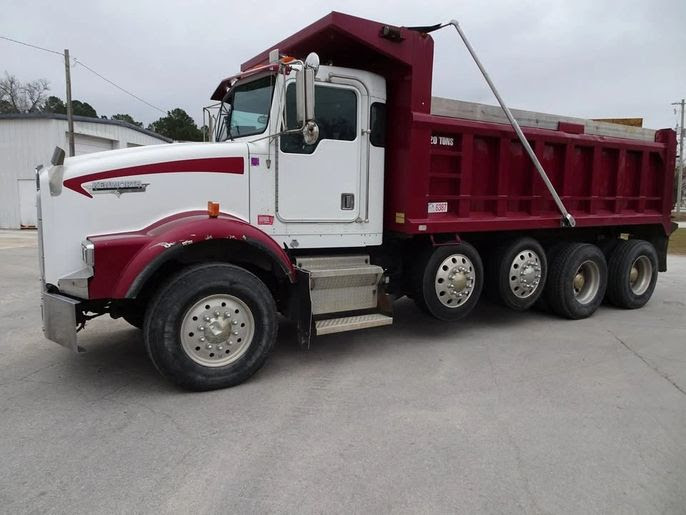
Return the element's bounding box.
[295,52,319,144]
[295,67,315,125]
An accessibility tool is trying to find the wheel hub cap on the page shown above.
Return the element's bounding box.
[435,254,476,308]
[180,294,255,367]
[572,260,600,305]
[508,249,543,299]
[206,317,232,343]
[629,256,652,295]
[629,266,638,283]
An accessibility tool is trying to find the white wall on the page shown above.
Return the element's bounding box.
[0,117,168,229]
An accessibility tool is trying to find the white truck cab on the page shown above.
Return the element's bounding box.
[214,63,387,249]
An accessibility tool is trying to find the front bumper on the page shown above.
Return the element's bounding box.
[41,292,83,353]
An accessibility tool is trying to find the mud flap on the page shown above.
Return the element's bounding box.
[294,268,312,348]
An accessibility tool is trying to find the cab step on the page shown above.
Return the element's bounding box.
[315,313,393,335]
[296,255,384,315]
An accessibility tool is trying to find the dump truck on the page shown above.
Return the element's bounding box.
[38,12,677,390]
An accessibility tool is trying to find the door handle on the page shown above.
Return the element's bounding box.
[341,193,355,210]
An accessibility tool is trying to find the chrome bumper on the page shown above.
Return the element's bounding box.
[41,292,83,353]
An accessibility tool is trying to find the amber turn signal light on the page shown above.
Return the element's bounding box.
[208,201,220,218]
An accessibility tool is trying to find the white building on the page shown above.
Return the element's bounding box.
[0,113,171,229]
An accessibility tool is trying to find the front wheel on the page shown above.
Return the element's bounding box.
[144,263,277,391]
[413,242,484,321]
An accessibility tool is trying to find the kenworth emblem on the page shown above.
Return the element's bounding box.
[85,179,149,197]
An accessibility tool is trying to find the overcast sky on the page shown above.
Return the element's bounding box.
[1,0,684,131]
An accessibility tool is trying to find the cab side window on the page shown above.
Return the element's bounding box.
[370,102,386,147]
[281,84,358,154]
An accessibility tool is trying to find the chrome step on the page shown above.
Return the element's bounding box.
[296,255,384,315]
[315,314,393,335]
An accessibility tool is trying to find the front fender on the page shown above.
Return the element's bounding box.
[87,211,295,299]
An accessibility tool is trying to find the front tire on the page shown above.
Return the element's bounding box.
[144,263,277,391]
[413,243,483,321]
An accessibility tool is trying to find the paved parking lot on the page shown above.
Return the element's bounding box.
[1,230,685,514]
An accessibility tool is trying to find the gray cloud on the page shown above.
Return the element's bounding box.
[1,0,684,130]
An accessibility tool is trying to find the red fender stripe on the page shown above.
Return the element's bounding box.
[63,157,244,198]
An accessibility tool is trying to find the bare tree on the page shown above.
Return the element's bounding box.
[0,73,22,112]
[0,72,50,113]
[23,78,50,112]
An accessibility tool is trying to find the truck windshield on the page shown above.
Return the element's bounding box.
[216,75,275,141]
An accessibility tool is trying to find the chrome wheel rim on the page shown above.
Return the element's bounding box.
[508,249,543,299]
[434,254,476,308]
[180,294,255,367]
[572,260,600,305]
[629,255,652,295]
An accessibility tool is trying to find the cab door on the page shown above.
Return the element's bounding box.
[276,82,362,222]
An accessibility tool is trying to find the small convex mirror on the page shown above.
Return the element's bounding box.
[305,52,320,73]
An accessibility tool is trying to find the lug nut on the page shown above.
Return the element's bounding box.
[204,316,211,322]
[232,320,238,325]
[232,331,238,336]
[214,311,220,317]
[224,312,231,317]
[206,344,213,349]
[199,337,206,342]
[198,326,204,331]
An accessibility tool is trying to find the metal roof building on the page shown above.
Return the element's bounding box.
[0,113,171,229]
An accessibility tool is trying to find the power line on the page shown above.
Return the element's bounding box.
[0,34,168,115]
[0,35,62,56]
[72,59,167,114]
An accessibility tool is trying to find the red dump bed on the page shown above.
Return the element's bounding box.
[243,12,677,236]
[389,113,676,235]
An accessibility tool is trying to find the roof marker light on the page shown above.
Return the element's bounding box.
[208,201,220,218]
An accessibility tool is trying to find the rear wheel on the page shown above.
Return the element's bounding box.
[545,243,607,319]
[144,263,277,391]
[487,237,547,311]
[606,239,658,309]
[413,243,483,321]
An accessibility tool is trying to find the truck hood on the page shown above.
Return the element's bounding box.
[58,141,245,187]
[39,140,252,289]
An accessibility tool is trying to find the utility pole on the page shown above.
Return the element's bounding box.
[64,49,75,157]
[673,99,684,214]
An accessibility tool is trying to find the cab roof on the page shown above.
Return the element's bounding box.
[213,12,435,113]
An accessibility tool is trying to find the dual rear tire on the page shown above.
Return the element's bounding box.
[411,243,484,321]
[606,239,658,309]
[414,237,658,322]
[487,237,547,311]
[544,242,607,319]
